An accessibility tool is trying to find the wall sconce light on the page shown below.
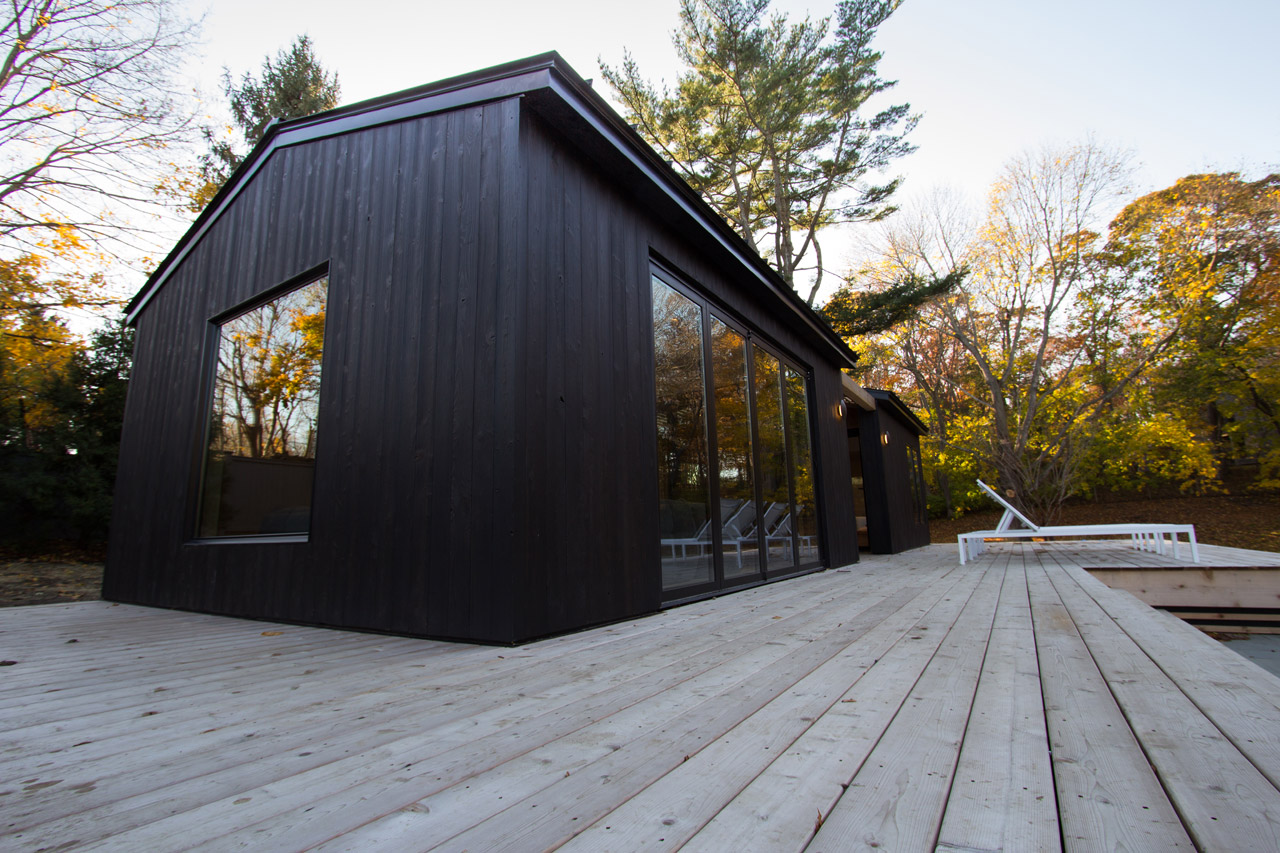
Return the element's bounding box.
[837,399,847,419]
[881,431,890,446]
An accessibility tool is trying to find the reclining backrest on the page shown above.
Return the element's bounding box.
[976,480,1039,532]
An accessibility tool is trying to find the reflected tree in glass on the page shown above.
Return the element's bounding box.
[652,277,713,590]
[786,366,822,563]
[711,318,758,578]
[754,348,792,569]
[199,277,328,537]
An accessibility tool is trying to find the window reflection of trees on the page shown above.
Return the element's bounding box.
[652,273,823,588]
[712,318,757,576]
[653,281,709,502]
[653,278,714,589]
[754,349,789,507]
[209,279,327,460]
[199,277,328,537]
[786,366,821,560]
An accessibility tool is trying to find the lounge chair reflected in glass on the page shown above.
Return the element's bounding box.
[661,517,713,559]
[766,505,816,563]
[720,500,758,571]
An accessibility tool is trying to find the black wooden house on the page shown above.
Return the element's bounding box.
[846,388,931,554]
[106,53,884,643]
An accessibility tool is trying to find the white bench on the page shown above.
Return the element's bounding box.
[957,480,1199,565]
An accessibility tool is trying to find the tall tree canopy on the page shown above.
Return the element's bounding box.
[602,0,915,303]
[1107,172,1280,484]
[192,35,341,211]
[851,142,1203,519]
[850,164,1280,520]
[0,0,198,255]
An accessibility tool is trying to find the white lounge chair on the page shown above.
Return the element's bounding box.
[957,480,1199,565]
[721,500,759,569]
[663,499,760,564]
[766,505,816,562]
[662,517,714,559]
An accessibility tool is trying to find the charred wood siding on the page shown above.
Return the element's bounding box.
[857,407,930,554]
[517,112,859,613]
[513,113,658,639]
[107,83,860,644]
[108,100,525,643]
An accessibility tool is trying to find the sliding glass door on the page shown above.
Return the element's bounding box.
[651,269,823,597]
[652,278,715,590]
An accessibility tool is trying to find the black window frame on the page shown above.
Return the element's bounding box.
[189,263,332,544]
[649,262,824,604]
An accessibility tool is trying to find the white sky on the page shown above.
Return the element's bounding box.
[181,0,1278,299]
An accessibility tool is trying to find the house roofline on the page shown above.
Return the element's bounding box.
[128,52,857,368]
[867,388,929,435]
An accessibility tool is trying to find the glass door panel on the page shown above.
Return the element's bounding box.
[753,348,792,572]
[711,318,759,579]
[786,366,822,565]
[652,277,714,591]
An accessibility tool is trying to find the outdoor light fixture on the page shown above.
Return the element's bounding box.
[837,399,847,419]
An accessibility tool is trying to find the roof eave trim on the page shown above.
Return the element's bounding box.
[126,59,560,325]
[540,68,856,369]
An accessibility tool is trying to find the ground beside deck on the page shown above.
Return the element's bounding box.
[3,542,1280,851]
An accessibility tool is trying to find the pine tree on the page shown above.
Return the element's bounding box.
[192,35,341,211]
[602,0,915,303]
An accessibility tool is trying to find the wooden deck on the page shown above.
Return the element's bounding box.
[3,542,1280,851]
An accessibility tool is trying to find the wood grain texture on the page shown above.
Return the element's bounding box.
[1046,561,1280,850]
[9,544,1280,850]
[1026,562,1196,851]
[805,555,1005,851]
[108,82,867,643]
[936,558,1059,853]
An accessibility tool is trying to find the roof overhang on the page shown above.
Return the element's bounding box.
[128,52,857,369]
[841,374,876,411]
[866,388,929,435]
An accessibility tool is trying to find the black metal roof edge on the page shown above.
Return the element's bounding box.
[867,388,929,435]
[534,59,857,367]
[126,53,565,322]
[128,51,857,366]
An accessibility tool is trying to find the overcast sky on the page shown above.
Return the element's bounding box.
[183,0,1278,291]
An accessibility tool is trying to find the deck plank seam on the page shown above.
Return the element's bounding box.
[1042,560,1280,850]
[799,557,1007,851]
[59,576,940,851]
[1056,562,1280,796]
[546,571,977,853]
[410,582,943,853]
[1039,561,1201,849]
[6,576,933,845]
[928,558,1011,853]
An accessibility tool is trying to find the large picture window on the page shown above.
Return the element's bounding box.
[197,275,329,538]
[651,268,823,595]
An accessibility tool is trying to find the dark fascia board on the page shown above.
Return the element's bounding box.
[867,388,929,435]
[126,55,557,323]
[127,52,857,368]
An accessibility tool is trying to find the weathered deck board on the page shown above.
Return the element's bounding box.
[3,543,1280,852]
[1044,561,1280,850]
[10,568,919,848]
[683,564,986,852]
[935,553,1058,853]
[1026,562,1196,850]
[805,558,1005,851]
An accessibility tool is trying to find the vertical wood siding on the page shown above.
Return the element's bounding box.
[107,94,860,643]
[857,408,930,554]
[108,100,523,642]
